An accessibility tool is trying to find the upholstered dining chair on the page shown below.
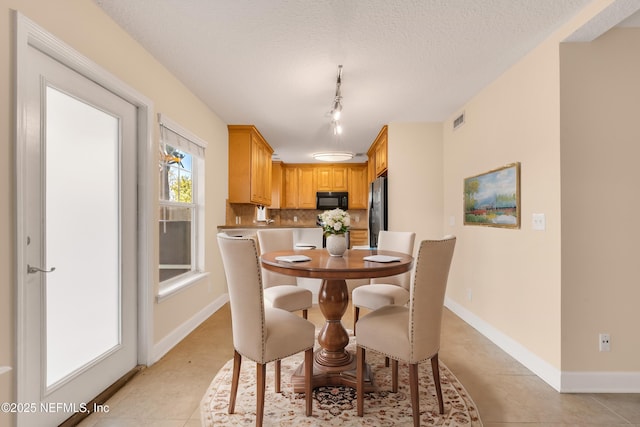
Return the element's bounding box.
[352,230,416,331]
[217,233,315,427]
[356,236,456,425]
[256,229,313,319]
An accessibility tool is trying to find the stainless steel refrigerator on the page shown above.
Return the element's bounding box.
[369,176,388,248]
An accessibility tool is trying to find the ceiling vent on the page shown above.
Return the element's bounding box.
[453,112,465,130]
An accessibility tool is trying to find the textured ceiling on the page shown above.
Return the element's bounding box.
[94,0,640,163]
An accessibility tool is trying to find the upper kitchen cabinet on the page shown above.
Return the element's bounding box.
[270,161,283,209]
[228,125,273,206]
[348,164,368,209]
[298,166,318,208]
[367,125,388,182]
[316,165,348,192]
[282,165,317,209]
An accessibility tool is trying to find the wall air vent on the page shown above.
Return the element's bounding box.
[453,112,465,130]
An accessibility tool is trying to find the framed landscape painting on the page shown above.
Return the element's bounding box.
[464,163,520,228]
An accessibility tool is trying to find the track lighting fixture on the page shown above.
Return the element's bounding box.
[330,65,343,133]
[315,65,353,162]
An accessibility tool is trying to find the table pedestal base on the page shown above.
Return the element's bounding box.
[291,349,376,393]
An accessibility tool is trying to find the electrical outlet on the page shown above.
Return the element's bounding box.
[599,333,610,352]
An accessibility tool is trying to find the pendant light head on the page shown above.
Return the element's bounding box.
[332,101,342,121]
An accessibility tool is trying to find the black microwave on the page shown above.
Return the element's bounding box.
[316,192,349,210]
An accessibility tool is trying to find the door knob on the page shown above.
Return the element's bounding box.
[27,264,56,274]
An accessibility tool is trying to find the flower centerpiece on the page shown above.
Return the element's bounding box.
[319,208,350,256]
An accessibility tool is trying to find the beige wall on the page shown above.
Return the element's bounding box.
[1,0,229,419]
[443,31,564,369]
[387,122,444,247]
[396,0,629,385]
[560,27,640,372]
[374,0,638,390]
[440,0,638,386]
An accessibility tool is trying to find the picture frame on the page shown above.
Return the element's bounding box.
[464,162,520,228]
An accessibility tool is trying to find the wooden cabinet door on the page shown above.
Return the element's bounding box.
[262,146,272,205]
[228,125,273,205]
[367,125,388,181]
[348,164,368,209]
[270,161,282,209]
[316,165,348,191]
[282,166,299,208]
[250,136,263,203]
[374,132,388,176]
[349,229,369,248]
[316,166,332,191]
[297,166,317,209]
[332,166,348,191]
[250,135,272,205]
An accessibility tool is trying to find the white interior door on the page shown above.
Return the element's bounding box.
[17,44,138,426]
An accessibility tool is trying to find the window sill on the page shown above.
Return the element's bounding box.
[157,271,210,303]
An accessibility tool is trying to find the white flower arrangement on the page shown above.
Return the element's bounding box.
[319,208,351,235]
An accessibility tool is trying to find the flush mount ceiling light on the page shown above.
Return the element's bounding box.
[313,151,354,162]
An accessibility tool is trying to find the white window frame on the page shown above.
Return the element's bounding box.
[157,114,208,301]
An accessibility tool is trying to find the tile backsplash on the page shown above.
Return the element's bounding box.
[225,202,366,228]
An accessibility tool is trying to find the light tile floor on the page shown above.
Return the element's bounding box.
[79,303,640,426]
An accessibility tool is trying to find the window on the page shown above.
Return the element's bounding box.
[158,114,207,299]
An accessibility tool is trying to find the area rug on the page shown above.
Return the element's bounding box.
[200,332,482,426]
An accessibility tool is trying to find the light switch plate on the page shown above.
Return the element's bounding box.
[532,213,546,231]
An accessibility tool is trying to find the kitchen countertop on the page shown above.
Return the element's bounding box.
[218,224,322,229]
[218,225,368,230]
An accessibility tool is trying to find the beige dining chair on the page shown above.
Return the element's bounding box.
[352,230,416,331]
[217,233,315,427]
[356,236,456,425]
[256,229,313,319]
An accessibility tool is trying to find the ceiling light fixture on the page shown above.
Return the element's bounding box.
[330,65,343,134]
[313,151,354,162]
[314,65,353,162]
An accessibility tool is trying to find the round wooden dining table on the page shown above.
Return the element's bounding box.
[261,248,413,392]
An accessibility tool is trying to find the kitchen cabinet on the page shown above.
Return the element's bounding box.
[316,165,348,192]
[282,165,317,209]
[298,166,318,208]
[348,164,368,209]
[282,166,299,209]
[367,125,388,182]
[281,163,368,209]
[228,125,273,205]
[270,161,283,209]
[349,229,369,248]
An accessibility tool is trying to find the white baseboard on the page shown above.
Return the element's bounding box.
[150,293,229,364]
[0,366,11,376]
[445,297,640,392]
[561,371,640,393]
[445,297,561,391]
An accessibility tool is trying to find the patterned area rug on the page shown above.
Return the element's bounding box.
[200,333,482,426]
